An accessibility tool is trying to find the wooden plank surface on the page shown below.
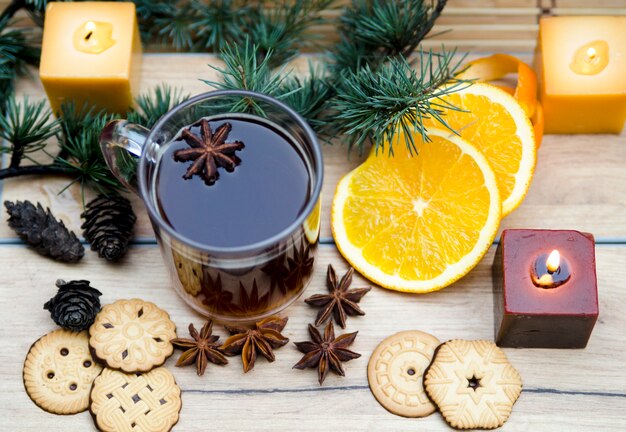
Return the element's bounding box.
[0,246,624,430]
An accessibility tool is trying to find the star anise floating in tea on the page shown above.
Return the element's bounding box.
[293,321,361,385]
[171,321,228,376]
[220,316,289,373]
[305,264,371,328]
[173,119,245,185]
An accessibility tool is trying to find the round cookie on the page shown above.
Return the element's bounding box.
[172,249,203,297]
[367,330,440,417]
[90,367,181,432]
[23,329,103,414]
[424,339,523,430]
[89,299,177,372]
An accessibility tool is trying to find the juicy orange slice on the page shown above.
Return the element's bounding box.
[332,127,501,293]
[458,54,544,147]
[459,54,537,118]
[431,83,536,216]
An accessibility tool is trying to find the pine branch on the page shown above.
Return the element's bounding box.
[330,0,446,74]
[154,2,196,51]
[278,63,333,134]
[203,38,295,115]
[0,96,58,168]
[0,0,25,23]
[244,0,335,68]
[0,16,40,70]
[58,101,106,143]
[0,163,71,179]
[191,0,250,52]
[330,50,470,155]
[55,111,123,194]
[127,83,189,128]
[127,0,182,44]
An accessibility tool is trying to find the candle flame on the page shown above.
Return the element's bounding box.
[546,250,560,273]
[587,47,597,60]
[85,21,96,32]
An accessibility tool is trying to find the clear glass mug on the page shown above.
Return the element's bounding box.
[100,90,323,323]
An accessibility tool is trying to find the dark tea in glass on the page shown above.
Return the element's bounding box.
[100,91,323,323]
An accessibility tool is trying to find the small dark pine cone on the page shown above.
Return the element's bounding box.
[4,200,84,263]
[81,194,137,262]
[44,280,103,332]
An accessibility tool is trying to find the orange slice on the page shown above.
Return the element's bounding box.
[431,83,536,216]
[331,127,501,293]
[458,54,544,147]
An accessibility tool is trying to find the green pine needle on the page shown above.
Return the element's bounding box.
[278,63,333,134]
[192,0,250,52]
[331,50,470,155]
[246,0,335,68]
[131,0,179,43]
[331,0,446,73]
[203,38,295,115]
[56,112,123,194]
[128,83,189,128]
[154,2,195,51]
[0,96,58,163]
[58,101,107,144]
[0,17,40,70]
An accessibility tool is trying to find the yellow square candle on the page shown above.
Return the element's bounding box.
[535,16,626,134]
[40,2,142,115]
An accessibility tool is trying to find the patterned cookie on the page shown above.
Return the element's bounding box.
[367,330,440,417]
[23,329,103,414]
[90,367,181,432]
[424,339,522,430]
[89,299,177,372]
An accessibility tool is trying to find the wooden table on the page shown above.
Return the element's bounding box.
[2,52,626,431]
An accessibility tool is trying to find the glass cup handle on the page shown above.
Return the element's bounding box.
[99,119,150,193]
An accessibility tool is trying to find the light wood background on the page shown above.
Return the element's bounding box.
[2,0,626,431]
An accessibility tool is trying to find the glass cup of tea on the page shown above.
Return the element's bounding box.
[100,90,323,323]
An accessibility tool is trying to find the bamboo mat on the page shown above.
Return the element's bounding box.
[2,0,626,52]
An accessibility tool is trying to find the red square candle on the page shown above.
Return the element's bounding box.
[492,229,599,348]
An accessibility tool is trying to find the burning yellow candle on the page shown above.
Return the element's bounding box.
[39,2,142,115]
[535,16,626,134]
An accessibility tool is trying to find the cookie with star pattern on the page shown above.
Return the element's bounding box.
[424,339,522,429]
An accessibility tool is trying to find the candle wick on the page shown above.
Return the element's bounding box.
[85,31,93,41]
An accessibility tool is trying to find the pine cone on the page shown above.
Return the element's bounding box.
[4,200,84,263]
[81,194,136,262]
[44,280,102,331]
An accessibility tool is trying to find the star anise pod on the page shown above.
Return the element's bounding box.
[201,271,238,314]
[220,316,289,373]
[261,254,288,295]
[234,280,270,315]
[171,321,228,376]
[305,265,371,328]
[293,321,361,385]
[285,239,314,289]
[173,119,245,185]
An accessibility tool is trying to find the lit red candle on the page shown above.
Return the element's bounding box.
[492,229,599,348]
